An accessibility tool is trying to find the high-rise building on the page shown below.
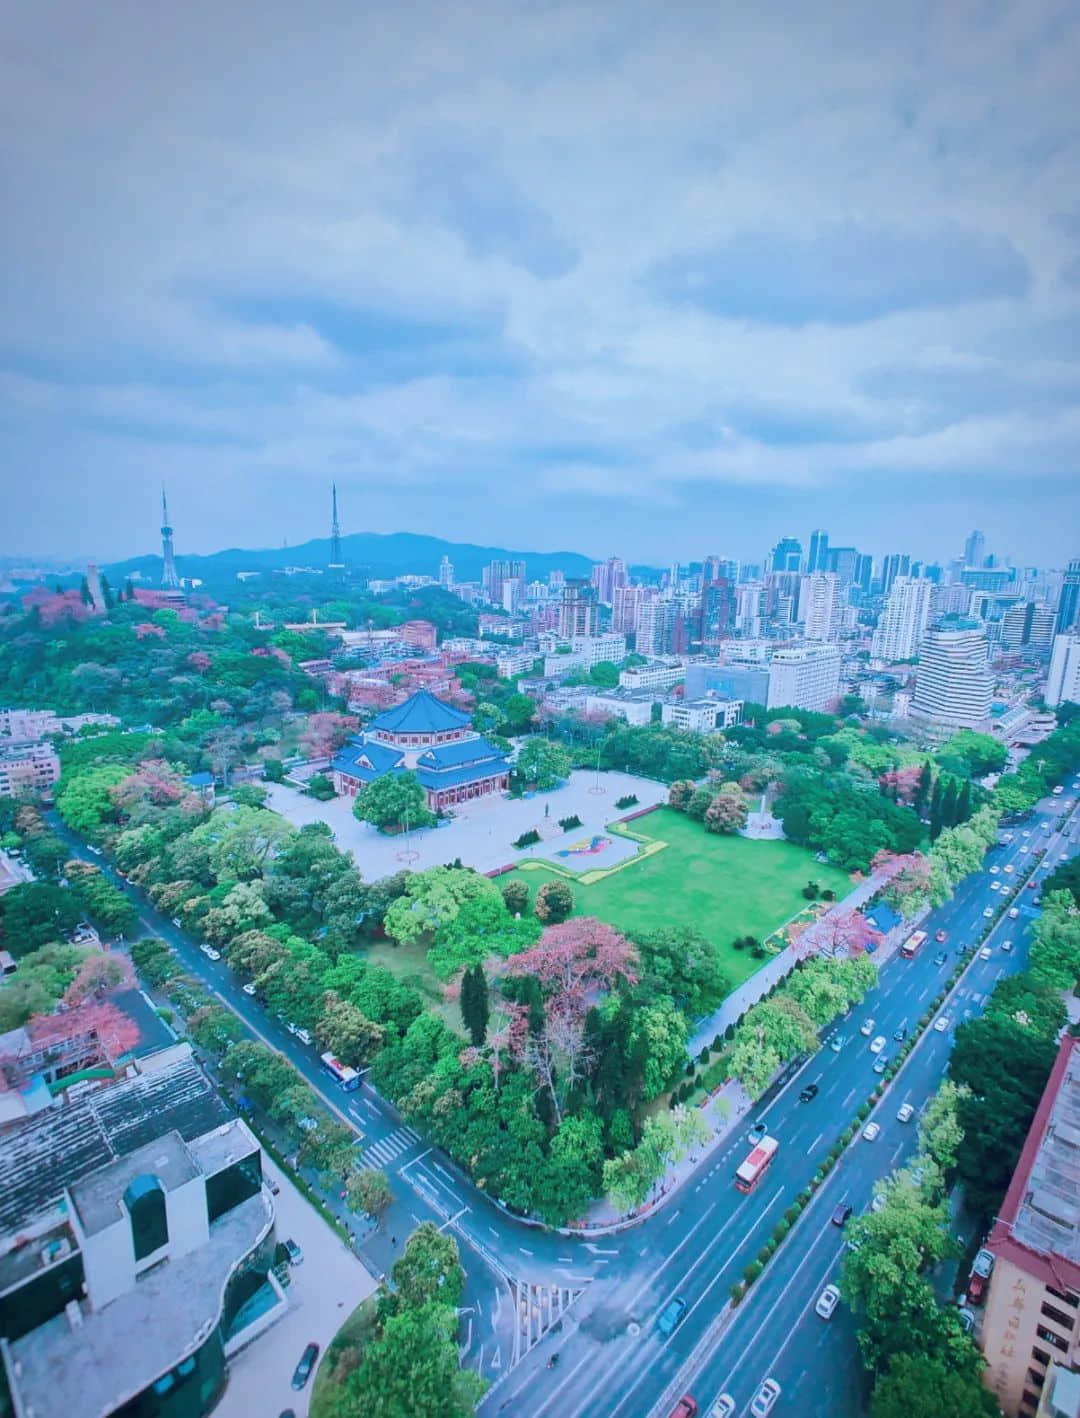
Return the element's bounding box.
[696,578,734,650]
[1056,557,1080,634]
[1000,602,1056,653]
[766,645,842,712]
[872,576,933,661]
[980,1036,1080,1417]
[438,555,454,588]
[160,488,179,590]
[613,583,649,635]
[635,597,676,655]
[770,537,803,573]
[1046,633,1080,707]
[910,619,993,730]
[558,579,599,638]
[591,557,628,604]
[807,529,830,574]
[964,528,986,569]
[483,560,525,608]
[881,553,911,596]
[798,572,840,642]
[328,482,344,576]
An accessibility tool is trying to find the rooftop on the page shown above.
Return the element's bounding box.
[370,688,471,735]
[70,1132,198,1237]
[187,1118,258,1177]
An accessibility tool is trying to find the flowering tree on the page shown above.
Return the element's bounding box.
[187,650,212,673]
[807,908,883,959]
[875,850,934,918]
[877,765,923,804]
[63,952,133,1004]
[704,782,750,834]
[301,712,359,759]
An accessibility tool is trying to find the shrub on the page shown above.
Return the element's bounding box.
[730,1282,746,1305]
[822,888,835,901]
[263,759,285,783]
[698,1047,710,1064]
[307,773,336,801]
[501,880,530,916]
[615,794,639,809]
[558,814,583,832]
[713,1033,723,1050]
[743,1261,763,1284]
[784,1206,799,1226]
[756,1246,771,1265]
[797,1191,811,1208]
[685,1060,696,1076]
[857,1103,871,1120]
[774,1219,790,1241]
[513,829,541,849]
[535,879,574,922]
[802,881,820,900]
[724,1023,736,1042]
[732,936,747,951]
[751,944,767,959]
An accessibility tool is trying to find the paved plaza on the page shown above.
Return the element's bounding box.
[265,770,668,878]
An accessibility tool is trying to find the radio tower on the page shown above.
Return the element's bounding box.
[328,482,345,577]
[160,488,180,589]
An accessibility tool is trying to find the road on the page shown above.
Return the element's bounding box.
[46,781,1079,1415]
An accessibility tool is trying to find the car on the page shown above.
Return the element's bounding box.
[297,1028,313,1046]
[1022,829,1031,836]
[670,1398,698,1418]
[199,942,221,960]
[871,1192,887,1212]
[171,917,183,928]
[1027,876,1038,887]
[980,946,992,960]
[291,1342,319,1390]
[1020,845,1029,853]
[284,1237,303,1265]
[990,881,1001,892]
[1008,907,1020,919]
[1003,863,1014,874]
[831,1202,852,1227]
[869,1035,886,1054]
[897,1102,915,1123]
[989,865,1000,875]
[893,1024,908,1042]
[830,1033,847,1052]
[1052,785,1063,795]
[872,1056,887,1073]
[983,907,994,918]
[709,1398,736,1418]
[657,1296,688,1337]
[286,1022,299,1036]
[815,1284,841,1319]
[798,1084,819,1103]
[750,1378,781,1417]
[242,982,257,996]
[1001,939,1013,952]
[957,1307,975,1334]
[87,844,102,856]
[934,1014,951,1032]
[747,1121,767,1146]
[934,929,947,943]
[933,951,948,966]
[862,1121,881,1142]
[860,1018,875,1036]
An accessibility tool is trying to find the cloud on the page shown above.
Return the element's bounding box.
[645,224,1031,325]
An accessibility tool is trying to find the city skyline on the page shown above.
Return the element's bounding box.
[2,1,1078,563]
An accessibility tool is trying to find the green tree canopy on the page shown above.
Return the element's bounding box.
[353,771,435,832]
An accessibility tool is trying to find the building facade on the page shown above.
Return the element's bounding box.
[798,572,840,642]
[661,697,743,732]
[766,644,842,712]
[0,741,60,798]
[1046,634,1080,708]
[558,580,599,638]
[872,576,934,661]
[1056,558,1080,635]
[910,620,994,730]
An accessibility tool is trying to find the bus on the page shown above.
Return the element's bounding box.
[900,930,927,959]
[320,1051,361,1092]
[734,1135,779,1193]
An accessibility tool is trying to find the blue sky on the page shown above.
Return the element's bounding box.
[1,0,1078,566]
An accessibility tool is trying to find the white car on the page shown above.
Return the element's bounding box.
[1009,907,1020,918]
[172,917,183,928]
[1003,864,1014,874]
[242,982,257,996]
[1022,829,1031,836]
[1020,845,1029,853]
[286,1022,299,1036]
[990,881,1001,892]
[297,1028,313,1046]
[934,1014,951,1032]
[871,1193,887,1212]
[860,1018,875,1037]
[980,946,992,960]
[815,1284,840,1319]
[863,1121,881,1142]
[983,907,994,918]
[750,1379,782,1417]
[709,1399,736,1418]
[1001,939,1013,952]
[989,865,1000,874]
[869,1035,886,1054]
[897,1102,915,1123]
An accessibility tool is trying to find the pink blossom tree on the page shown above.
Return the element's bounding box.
[301,712,359,759]
[807,909,883,959]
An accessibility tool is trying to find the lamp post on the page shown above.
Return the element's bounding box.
[588,739,605,795]
[396,803,419,864]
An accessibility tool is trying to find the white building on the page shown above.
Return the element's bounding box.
[619,661,684,691]
[1046,633,1080,708]
[0,709,118,741]
[661,697,743,732]
[541,633,627,677]
[910,621,993,730]
[798,572,841,642]
[584,691,655,726]
[0,741,60,798]
[635,597,677,655]
[766,644,842,712]
[495,648,538,679]
[872,576,933,661]
[612,584,650,635]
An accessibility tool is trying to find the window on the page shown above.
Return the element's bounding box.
[124,1175,168,1262]
[1046,1284,1079,1308]
[1041,1301,1075,1330]
[1021,1393,1039,1413]
[1031,1346,1051,1367]
[1026,1369,1045,1390]
[1036,1326,1068,1353]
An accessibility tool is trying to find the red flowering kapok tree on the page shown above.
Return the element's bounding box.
[503,917,638,1123]
[809,909,883,959]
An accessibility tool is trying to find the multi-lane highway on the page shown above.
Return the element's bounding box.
[46,783,1079,1416]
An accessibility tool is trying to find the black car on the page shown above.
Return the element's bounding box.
[291,1343,319,1391]
[798,1084,819,1103]
[831,1202,853,1227]
[893,1025,907,1042]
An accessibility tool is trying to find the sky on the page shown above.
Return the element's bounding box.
[2,0,1079,567]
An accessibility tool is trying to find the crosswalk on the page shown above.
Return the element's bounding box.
[358,1125,423,1170]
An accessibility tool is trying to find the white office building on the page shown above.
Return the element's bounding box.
[766,645,842,712]
[910,621,993,730]
[872,576,933,662]
[661,698,743,733]
[798,573,841,642]
[1046,633,1080,708]
[618,661,684,691]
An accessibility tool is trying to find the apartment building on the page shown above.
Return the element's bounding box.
[910,619,994,731]
[1046,635,1080,709]
[618,661,685,691]
[0,740,60,798]
[766,644,842,712]
[982,1037,1080,1417]
[872,576,933,662]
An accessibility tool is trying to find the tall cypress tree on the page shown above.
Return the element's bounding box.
[917,759,933,814]
[956,779,973,824]
[928,773,943,838]
[940,776,959,829]
[460,964,490,1047]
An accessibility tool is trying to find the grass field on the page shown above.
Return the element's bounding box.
[500,808,852,988]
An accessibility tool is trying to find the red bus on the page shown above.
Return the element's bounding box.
[320,1051,361,1092]
[735,1136,779,1193]
[900,930,927,959]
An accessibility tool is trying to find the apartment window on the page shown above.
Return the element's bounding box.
[1046,1284,1079,1308]
[1026,1369,1046,1390]
[1036,1325,1069,1353]
[1031,1346,1051,1367]
[1041,1301,1075,1330]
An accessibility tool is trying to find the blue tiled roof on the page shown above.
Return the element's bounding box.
[864,902,902,935]
[331,737,404,779]
[186,771,214,787]
[416,736,504,770]
[370,689,471,736]
[415,759,510,790]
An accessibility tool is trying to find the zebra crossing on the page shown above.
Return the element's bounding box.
[357,1125,423,1170]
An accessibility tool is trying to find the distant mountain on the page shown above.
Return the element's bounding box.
[104,531,597,586]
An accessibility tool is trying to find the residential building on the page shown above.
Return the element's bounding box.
[933,582,974,618]
[798,572,840,642]
[910,619,994,730]
[635,597,677,655]
[482,560,525,608]
[881,552,911,595]
[1001,603,1056,653]
[766,644,842,712]
[495,648,538,679]
[0,1041,279,1418]
[661,697,743,733]
[584,691,655,726]
[541,633,626,677]
[618,661,684,691]
[807,529,829,574]
[331,689,511,811]
[872,576,934,661]
[981,1037,1080,1418]
[590,557,628,605]
[1046,634,1080,708]
[400,620,438,652]
[696,578,734,650]
[558,579,599,638]
[0,709,118,741]
[1057,558,1080,635]
[613,583,649,636]
[0,741,60,798]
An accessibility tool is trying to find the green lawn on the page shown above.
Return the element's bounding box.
[500,809,852,988]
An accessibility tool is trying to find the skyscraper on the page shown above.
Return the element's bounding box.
[438,555,454,588]
[558,579,599,638]
[964,529,986,569]
[591,556,628,604]
[483,560,525,607]
[160,488,179,589]
[613,583,648,635]
[872,576,933,661]
[881,553,911,596]
[697,578,734,649]
[1046,633,1080,707]
[910,619,993,730]
[798,572,840,641]
[770,536,803,572]
[807,529,829,574]
[328,483,344,575]
[1056,556,1080,634]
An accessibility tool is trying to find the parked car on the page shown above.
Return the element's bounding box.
[286,1022,299,1036]
[670,1397,698,1418]
[200,943,221,960]
[709,1398,735,1418]
[862,1122,881,1142]
[869,1035,886,1054]
[750,1378,781,1417]
[860,1018,875,1036]
[1003,863,1014,874]
[989,865,1000,874]
[831,1202,852,1227]
[284,1237,304,1265]
[990,881,1001,892]
[798,1084,819,1103]
[815,1284,840,1319]
[958,1307,975,1334]
[297,1028,313,1046]
[242,982,257,996]
[657,1296,688,1338]
[934,1014,951,1032]
[897,1102,915,1123]
[171,917,183,928]
[291,1342,319,1390]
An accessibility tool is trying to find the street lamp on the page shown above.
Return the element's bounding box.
[588,739,605,796]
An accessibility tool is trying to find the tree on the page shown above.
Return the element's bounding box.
[633,926,731,1017]
[534,1113,605,1225]
[535,879,574,923]
[502,693,537,734]
[1041,853,1080,907]
[686,786,714,820]
[668,780,695,811]
[346,1168,393,1217]
[870,1353,998,1418]
[191,804,296,881]
[55,763,129,834]
[501,879,529,916]
[345,1302,485,1418]
[626,996,690,1098]
[318,990,386,1066]
[0,882,82,956]
[939,776,958,830]
[392,1223,464,1309]
[937,729,1008,780]
[514,738,571,790]
[353,772,435,832]
[1028,890,1080,993]
[917,1080,968,1175]
[459,963,490,1047]
[301,712,358,759]
[915,759,933,813]
[384,867,500,947]
[704,783,750,834]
